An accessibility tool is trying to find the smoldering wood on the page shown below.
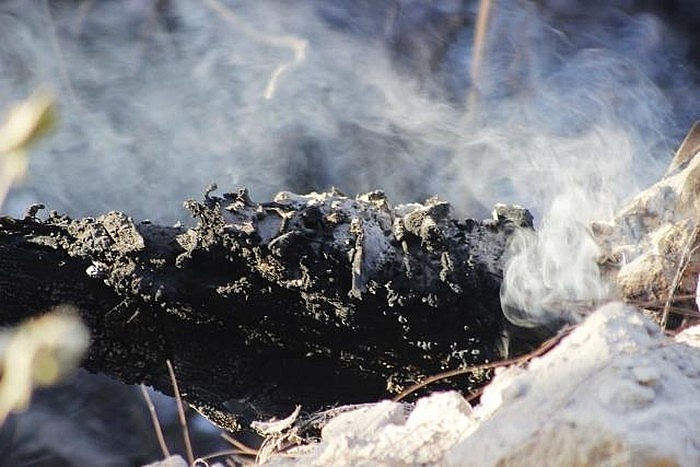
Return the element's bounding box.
[0,187,534,430]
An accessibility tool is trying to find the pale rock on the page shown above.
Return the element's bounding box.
[269,303,700,466]
[446,303,700,466]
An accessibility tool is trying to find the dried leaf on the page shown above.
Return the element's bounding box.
[0,306,89,425]
[0,91,57,154]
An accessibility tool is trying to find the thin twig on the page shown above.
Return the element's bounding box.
[166,359,195,466]
[662,307,700,319]
[464,386,487,404]
[662,223,700,329]
[628,294,697,307]
[194,449,249,464]
[220,433,260,457]
[393,325,575,402]
[467,0,493,110]
[547,294,698,310]
[546,295,700,324]
[222,426,300,464]
[140,384,172,458]
[202,0,308,100]
[42,0,81,107]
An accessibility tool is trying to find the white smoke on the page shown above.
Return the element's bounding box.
[442,1,694,327]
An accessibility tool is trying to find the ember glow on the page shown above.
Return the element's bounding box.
[0,1,698,322]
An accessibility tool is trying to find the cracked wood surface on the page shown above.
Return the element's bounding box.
[0,188,532,430]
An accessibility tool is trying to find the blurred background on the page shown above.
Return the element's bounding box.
[0,0,699,465]
[2,0,698,223]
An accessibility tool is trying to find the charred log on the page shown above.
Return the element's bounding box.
[0,188,532,430]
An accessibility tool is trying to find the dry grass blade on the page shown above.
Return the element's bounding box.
[0,307,89,426]
[202,0,308,100]
[628,294,697,307]
[139,384,171,459]
[393,325,575,402]
[166,359,195,466]
[661,223,700,329]
[551,295,700,328]
[467,0,493,110]
[220,432,260,458]
[41,0,80,107]
[662,307,700,319]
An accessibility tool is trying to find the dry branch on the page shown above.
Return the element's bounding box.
[0,187,532,430]
[3,123,696,433]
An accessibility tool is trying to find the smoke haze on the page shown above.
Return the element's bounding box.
[0,0,699,325]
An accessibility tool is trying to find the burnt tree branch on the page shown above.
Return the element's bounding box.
[0,188,532,430]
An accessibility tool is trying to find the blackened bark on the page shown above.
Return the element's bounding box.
[0,188,532,430]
